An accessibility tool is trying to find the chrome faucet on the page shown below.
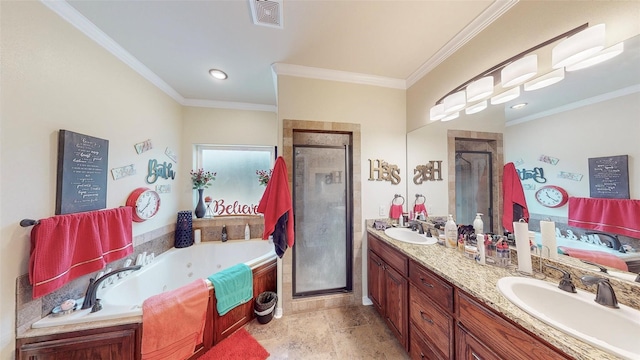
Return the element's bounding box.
[580,275,619,308]
[544,264,576,293]
[409,220,425,234]
[81,265,142,312]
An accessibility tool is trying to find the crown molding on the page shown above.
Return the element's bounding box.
[406,0,519,88]
[182,99,277,113]
[40,0,186,104]
[505,84,640,127]
[271,63,406,89]
[41,0,277,112]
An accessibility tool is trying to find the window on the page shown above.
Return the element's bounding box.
[194,145,275,216]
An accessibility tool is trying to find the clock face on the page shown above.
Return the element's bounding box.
[127,188,161,222]
[535,185,569,208]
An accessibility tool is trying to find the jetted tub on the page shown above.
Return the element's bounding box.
[32,239,277,329]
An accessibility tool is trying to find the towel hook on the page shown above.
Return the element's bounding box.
[414,194,426,205]
[392,194,405,205]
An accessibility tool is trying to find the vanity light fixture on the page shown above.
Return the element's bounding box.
[510,103,528,110]
[429,103,446,121]
[465,100,488,115]
[501,55,538,87]
[552,24,606,69]
[466,76,494,102]
[566,42,624,72]
[208,69,228,80]
[441,111,459,122]
[524,68,565,91]
[491,86,520,105]
[443,90,466,113]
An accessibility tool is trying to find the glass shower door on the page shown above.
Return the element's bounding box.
[455,151,492,231]
[293,145,352,296]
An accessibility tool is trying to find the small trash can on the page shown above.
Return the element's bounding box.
[254,291,277,324]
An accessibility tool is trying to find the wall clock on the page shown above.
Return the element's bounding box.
[535,185,569,208]
[126,187,161,222]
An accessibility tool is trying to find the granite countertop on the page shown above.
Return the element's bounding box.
[366,223,621,360]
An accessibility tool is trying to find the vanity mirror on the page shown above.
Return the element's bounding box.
[407,34,640,284]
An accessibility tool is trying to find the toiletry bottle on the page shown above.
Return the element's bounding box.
[221,225,228,242]
[473,213,484,234]
[476,234,486,265]
[244,223,250,240]
[444,215,457,249]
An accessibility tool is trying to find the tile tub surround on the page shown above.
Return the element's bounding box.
[367,220,640,360]
[16,224,175,337]
[193,215,265,242]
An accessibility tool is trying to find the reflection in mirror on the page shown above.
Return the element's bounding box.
[195,145,275,216]
[407,34,640,284]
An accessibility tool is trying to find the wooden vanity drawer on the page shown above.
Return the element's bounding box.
[457,291,570,360]
[409,284,454,359]
[410,322,445,360]
[409,260,453,312]
[368,234,408,276]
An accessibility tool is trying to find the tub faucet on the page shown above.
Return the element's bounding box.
[586,231,625,253]
[580,275,619,308]
[81,265,142,312]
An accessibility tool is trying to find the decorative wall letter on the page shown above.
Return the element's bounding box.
[413,160,444,184]
[146,159,176,184]
[517,167,547,183]
[368,159,401,185]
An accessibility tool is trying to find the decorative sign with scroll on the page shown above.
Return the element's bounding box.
[56,130,109,214]
[588,154,629,199]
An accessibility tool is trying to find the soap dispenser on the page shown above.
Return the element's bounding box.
[444,215,457,249]
[473,213,484,235]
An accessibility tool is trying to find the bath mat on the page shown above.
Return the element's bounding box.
[199,328,269,360]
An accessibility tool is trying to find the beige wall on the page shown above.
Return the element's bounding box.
[180,106,278,210]
[0,2,182,357]
[407,1,640,132]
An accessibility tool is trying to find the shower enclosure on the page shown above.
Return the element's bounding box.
[455,151,492,232]
[292,132,353,297]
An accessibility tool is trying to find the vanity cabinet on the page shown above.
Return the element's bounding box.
[455,324,502,360]
[16,323,139,360]
[367,234,409,350]
[409,260,455,359]
[456,291,570,360]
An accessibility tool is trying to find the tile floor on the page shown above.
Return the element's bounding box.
[244,305,410,359]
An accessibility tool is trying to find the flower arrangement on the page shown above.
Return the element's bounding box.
[190,168,216,189]
[256,169,273,186]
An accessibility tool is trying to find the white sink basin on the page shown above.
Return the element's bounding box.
[497,276,640,359]
[384,227,437,245]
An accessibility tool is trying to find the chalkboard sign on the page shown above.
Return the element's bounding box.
[56,130,109,214]
[588,154,630,199]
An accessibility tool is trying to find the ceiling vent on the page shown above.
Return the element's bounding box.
[249,0,283,29]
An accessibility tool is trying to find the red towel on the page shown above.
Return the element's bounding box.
[413,204,428,217]
[257,156,295,249]
[502,162,529,233]
[29,207,133,299]
[141,279,209,360]
[568,197,640,239]
[389,204,403,219]
[559,246,629,272]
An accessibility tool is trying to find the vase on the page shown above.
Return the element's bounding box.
[175,210,193,248]
[194,188,206,218]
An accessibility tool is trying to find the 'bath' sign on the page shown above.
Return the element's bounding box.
[368,159,401,185]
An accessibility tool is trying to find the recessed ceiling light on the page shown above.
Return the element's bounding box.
[209,69,228,80]
[511,103,528,109]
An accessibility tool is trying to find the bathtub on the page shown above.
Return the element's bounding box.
[32,239,276,329]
